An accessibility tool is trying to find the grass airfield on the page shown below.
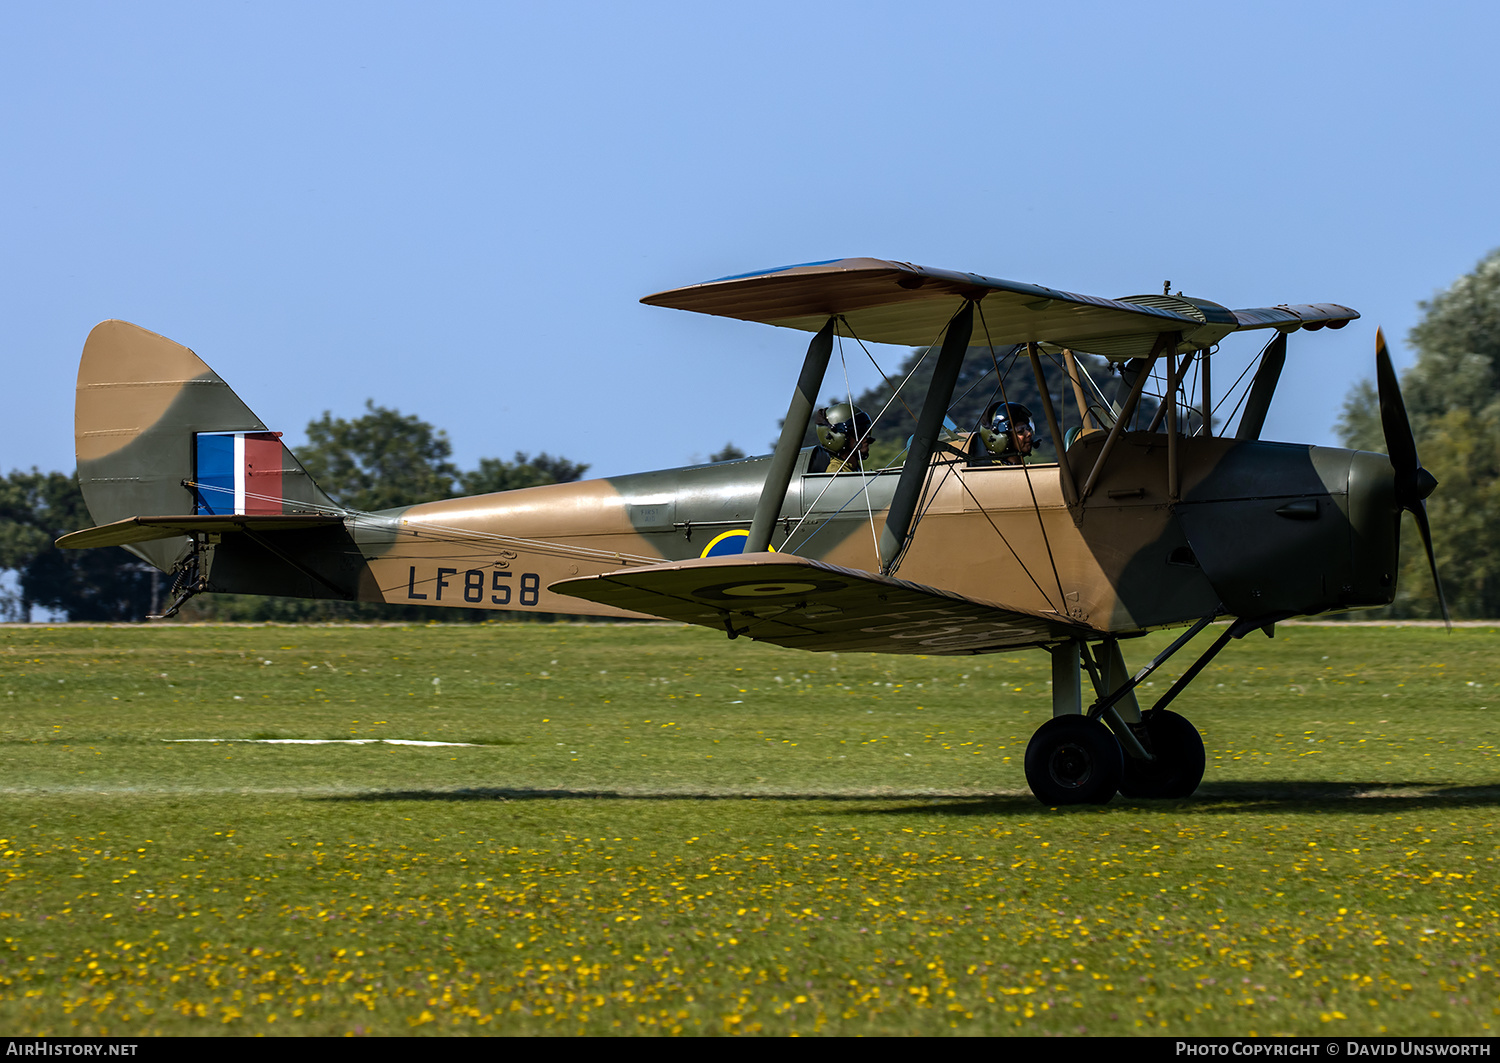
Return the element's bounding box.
[2,620,1499,1036]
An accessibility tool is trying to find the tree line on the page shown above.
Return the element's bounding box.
[841,344,1145,468]
[1337,248,1500,619]
[765,345,1147,472]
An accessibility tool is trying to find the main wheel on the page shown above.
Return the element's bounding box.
[1024,715,1124,805]
[1117,709,1205,799]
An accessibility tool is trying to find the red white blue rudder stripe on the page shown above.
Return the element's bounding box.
[194,432,285,515]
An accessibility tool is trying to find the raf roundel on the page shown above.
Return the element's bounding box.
[699,528,776,559]
[694,579,848,601]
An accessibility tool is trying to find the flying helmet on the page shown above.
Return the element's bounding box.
[816,402,872,454]
[979,402,1036,456]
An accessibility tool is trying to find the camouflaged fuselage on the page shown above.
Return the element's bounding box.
[319,432,1398,634]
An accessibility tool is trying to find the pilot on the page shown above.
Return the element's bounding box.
[979,401,1036,466]
[813,402,872,474]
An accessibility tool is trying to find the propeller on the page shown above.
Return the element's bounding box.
[1375,328,1450,628]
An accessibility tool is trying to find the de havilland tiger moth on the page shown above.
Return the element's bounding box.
[56,257,1446,804]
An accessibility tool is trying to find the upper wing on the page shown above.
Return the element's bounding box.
[56,514,346,549]
[1228,303,1361,331]
[641,258,1357,359]
[550,552,1100,655]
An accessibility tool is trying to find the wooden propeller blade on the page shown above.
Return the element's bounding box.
[1376,329,1449,628]
[1409,500,1451,631]
[1375,328,1422,503]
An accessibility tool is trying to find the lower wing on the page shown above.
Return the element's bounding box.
[550,553,1100,655]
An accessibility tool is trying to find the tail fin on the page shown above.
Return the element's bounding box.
[75,320,339,571]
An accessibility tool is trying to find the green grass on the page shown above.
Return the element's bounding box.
[2,620,1500,1035]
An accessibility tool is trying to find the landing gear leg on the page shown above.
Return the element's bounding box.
[1098,640,1141,726]
[1080,638,1153,765]
[1080,618,1256,799]
[1050,640,1082,717]
[1024,640,1123,805]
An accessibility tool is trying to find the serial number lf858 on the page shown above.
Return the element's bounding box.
[406,565,542,606]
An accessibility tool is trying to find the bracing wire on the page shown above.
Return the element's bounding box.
[887,335,1020,575]
[838,318,919,425]
[1209,336,1276,434]
[782,307,969,550]
[885,323,1058,609]
[838,323,933,466]
[977,304,1067,613]
[1077,355,1124,425]
[183,481,346,516]
[185,480,661,568]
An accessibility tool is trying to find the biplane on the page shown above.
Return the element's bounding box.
[57,257,1446,804]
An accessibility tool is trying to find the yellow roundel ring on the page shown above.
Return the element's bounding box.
[716,581,818,597]
[700,529,776,559]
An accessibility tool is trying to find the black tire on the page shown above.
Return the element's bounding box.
[1117,709,1205,799]
[1024,715,1124,806]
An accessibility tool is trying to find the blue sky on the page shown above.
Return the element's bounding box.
[4,1,1498,481]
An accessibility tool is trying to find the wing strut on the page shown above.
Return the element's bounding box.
[1167,338,1181,501]
[1079,332,1175,500]
[1146,350,1192,433]
[1026,343,1078,507]
[878,300,975,574]
[1200,347,1212,437]
[1062,349,1101,431]
[1235,331,1287,441]
[745,316,835,553]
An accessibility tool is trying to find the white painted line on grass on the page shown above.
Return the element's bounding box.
[163,738,479,747]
